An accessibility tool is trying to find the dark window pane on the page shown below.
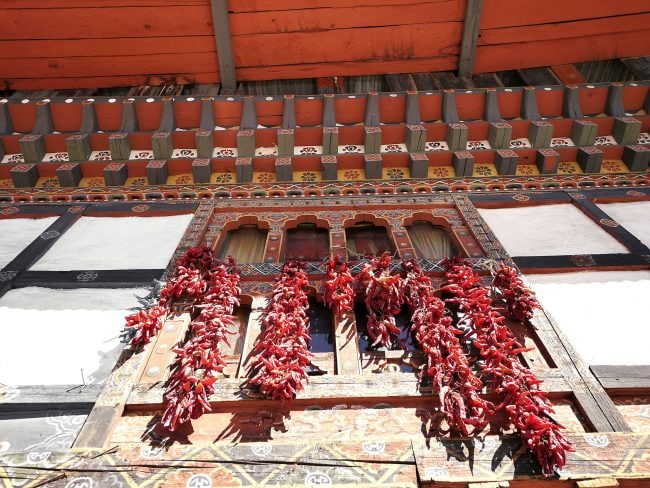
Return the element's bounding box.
[307,299,334,353]
[346,222,395,258]
[285,224,329,261]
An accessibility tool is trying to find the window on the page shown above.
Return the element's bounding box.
[406,221,457,260]
[219,225,267,264]
[284,223,329,261]
[345,222,395,258]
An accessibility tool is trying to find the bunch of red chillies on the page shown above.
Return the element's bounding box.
[124,245,214,348]
[248,261,312,402]
[324,257,356,318]
[356,252,405,347]
[492,263,541,324]
[442,261,573,477]
[403,260,492,436]
[162,256,241,431]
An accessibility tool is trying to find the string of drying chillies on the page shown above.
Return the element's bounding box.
[442,261,573,477]
[161,256,240,431]
[403,260,491,436]
[124,245,214,349]
[356,252,405,347]
[248,261,312,402]
[491,263,541,324]
[324,257,356,319]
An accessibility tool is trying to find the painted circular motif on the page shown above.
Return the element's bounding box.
[599,218,619,228]
[0,207,19,215]
[131,204,150,213]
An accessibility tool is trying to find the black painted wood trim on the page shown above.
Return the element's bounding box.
[14,269,164,289]
[514,253,647,271]
[0,385,103,413]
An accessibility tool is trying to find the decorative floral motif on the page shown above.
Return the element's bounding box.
[468,140,490,150]
[570,255,596,267]
[84,177,105,187]
[550,137,574,148]
[594,136,616,146]
[175,175,192,185]
[343,170,361,180]
[602,161,624,172]
[131,151,154,160]
[44,152,69,162]
[3,153,25,163]
[76,271,99,282]
[637,132,650,144]
[131,205,150,213]
[512,193,530,202]
[297,146,320,155]
[41,178,60,188]
[173,149,197,159]
[213,148,237,158]
[339,145,363,154]
[257,173,275,183]
[474,165,493,176]
[517,165,536,175]
[0,271,18,281]
[430,167,451,178]
[40,230,60,240]
[300,172,318,182]
[626,190,646,197]
[509,138,531,148]
[385,168,405,179]
[129,177,146,186]
[381,144,405,153]
[214,173,233,184]
[0,179,13,188]
[425,141,448,152]
[90,151,111,161]
[0,206,19,215]
[599,218,619,228]
[558,162,577,174]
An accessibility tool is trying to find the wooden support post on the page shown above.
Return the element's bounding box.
[192,158,212,183]
[571,120,598,147]
[622,145,650,172]
[405,91,421,125]
[240,96,257,130]
[103,162,128,186]
[282,95,296,129]
[452,151,474,176]
[277,128,294,157]
[458,0,483,78]
[10,163,39,188]
[535,148,560,174]
[32,100,53,135]
[322,93,336,128]
[612,117,642,145]
[275,157,293,181]
[158,97,176,132]
[238,295,267,377]
[0,139,4,160]
[119,99,138,133]
[406,124,426,152]
[199,97,215,130]
[264,232,282,262]
[79,100,98,133]
[209,0,237,90]
[528,120,553,148]
[483,88,501,122]
[235,157,253,183]
[365,92,380,126]
[487,122,512,149]
[0,101,14,134]
[152,130,173,159]
[65,134,92,161]
[330,229,346,260]
[364,153,382,179]
[517,68,560,86]
[409,152,429,178]
[56,162,82,187]
[563,85,583,119]
[442,89,460,123]
[322,127,339,155]
[108,132,130,160]
[19,134,46,163]
[334,310,361,375]
[321,155,337,180]
[146,160,168,184]
[494,149,518,175]
[364,126,381,154]
[521,86,542,120]
[138,313,191,384]
[577,147,604,173]
[447,123,468,151]
[605,83,626,117]
[236,129,255,158]
[195,129,214,158]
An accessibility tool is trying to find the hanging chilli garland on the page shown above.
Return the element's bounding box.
[403,260,492,436]
[247,261,312,402]
[324,257,355,317]
[162,256,241,431]
[356,252,405,347]
[442,260,573,477]
[491,263,542,324]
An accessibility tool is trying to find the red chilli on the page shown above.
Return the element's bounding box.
[324,257,355,319]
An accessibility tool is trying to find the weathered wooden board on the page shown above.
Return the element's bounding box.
[592,366,650,392]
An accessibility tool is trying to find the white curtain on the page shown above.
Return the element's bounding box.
[219,226,267,264]
[407,222,455,259]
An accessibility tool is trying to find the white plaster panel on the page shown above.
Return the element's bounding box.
[478,204,629,256]
[527,271,650,365]
[596,201,650,248]
[30,214,193,270]
[0,217,57,269]
[0,287,147,385]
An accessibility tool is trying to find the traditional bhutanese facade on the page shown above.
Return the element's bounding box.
[0,2,650,487]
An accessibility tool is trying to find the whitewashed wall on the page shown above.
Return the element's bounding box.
[0,217,57,269]
[597,201,650,248]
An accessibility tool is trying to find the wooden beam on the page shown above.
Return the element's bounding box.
[591,365,650,392]
[517,67,561,86]
[620,56,650,80]
[551,64,587,84]
[209,0,237,90]
[458,0,483,78]
[0,384,103,412]
[13,269,165,289]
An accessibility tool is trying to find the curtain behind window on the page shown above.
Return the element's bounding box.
[346,222,395,257]
[285,224,329,261]
[219,225,267,264]
[407,222,456,259]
